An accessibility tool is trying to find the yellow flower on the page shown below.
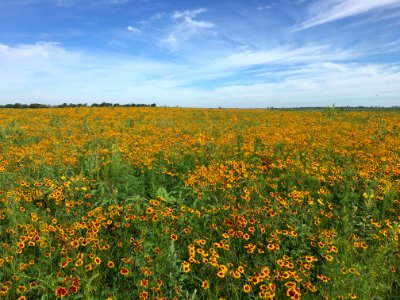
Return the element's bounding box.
[201,280,209,289]
[243,284,251,293]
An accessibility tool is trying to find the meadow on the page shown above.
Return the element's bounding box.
[0,107,399,299]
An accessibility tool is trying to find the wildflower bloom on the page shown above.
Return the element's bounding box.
[55,287,67,298]
[140,279,149,288]
[94,257,101,265]
[201,281,209,289]
[69,285,78,294]
[120,267,129,276]
[85,264,93,272]
[286,287,301,299]
[243,284,252,293]
[349,293,357,299]
[17,285,27,293]
[217,271,226,278]
[182,261,190,272]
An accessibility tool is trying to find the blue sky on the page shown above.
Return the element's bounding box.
[0,0,400,107]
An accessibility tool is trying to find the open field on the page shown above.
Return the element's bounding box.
[0,107,399,299]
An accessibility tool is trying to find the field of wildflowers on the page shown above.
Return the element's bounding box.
[0,107,399,299]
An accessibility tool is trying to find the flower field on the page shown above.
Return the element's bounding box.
[0,107,399,299]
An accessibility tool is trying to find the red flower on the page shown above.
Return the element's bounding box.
[243,284,251,293]
[94,257,101,265]
[120,267,129,275]
[55,287,67,298]
[69,285,78,294]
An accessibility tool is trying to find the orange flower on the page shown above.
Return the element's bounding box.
[201,280,209,289]
[140,279,149,288]
[69,285,78,294]
[182,261,190,272]
[120,267,129,276]
[171,234,178,240]
[243,284,251,293]
[17,285,27,294]
[349,293,357,299]
[55,287,67,298]
[286,287,301,299]
[94,257,101,265]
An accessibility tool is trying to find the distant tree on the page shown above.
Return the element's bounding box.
[99,102,113,107]
[0,102,160,109]
[29,103,48,108]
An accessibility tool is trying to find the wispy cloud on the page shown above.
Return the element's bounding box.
[164,8,215,51]
[256,5,272,11]
[150,12,165,21]
[211,63,400,107]
[0,42,69,60]
[1,41,399,107]
[296,0,400,30]
[210,45,357,71]
[127,26,141,33]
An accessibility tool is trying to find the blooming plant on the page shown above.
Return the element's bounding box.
[0,107,399,299]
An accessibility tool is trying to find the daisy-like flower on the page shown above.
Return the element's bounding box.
[55,287,67,298]
[243,284,251,293]
[182,261,190,272]
[201,280,209,289]
[120,267,129,276]
[94,257,101,265]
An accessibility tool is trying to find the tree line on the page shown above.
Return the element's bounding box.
[0,102,157,108]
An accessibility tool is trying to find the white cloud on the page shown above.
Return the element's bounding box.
[297,0,400,30]
[211,63,400,107]
[184,18,214,29]
[150,12,164,21]
[0,42,67,60]
[172,8,208,20]
[210,45,357,71]
[1,41,399,107]
[172,8,214,29]
[127,26,141,33]
[165,8,214,51]
[256,5,272,10]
